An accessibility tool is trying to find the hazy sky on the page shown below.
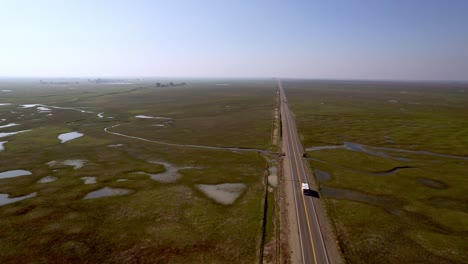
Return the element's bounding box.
[1,0,467,81]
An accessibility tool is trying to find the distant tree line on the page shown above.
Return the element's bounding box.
[40,80,79,85]
[155,82,187,87]
[88,78,138,84]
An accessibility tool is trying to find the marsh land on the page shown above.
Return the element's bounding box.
[284,80,468,263]
[0,79,279,263]
[2,78,466,264]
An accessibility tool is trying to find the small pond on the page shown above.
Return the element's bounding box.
[81,177,97,185]
[197,183,246,205]
[37,176,57,183]
[0,141,6,151]
[0,192,37,206]
[0,170,32,179]
[0,123,19,129]
[58,132,84,143]
[83,187,133,200]
[135,115,170,120]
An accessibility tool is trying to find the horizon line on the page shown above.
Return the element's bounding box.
[0,76,467,84]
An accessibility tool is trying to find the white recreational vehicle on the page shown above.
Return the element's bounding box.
[302,183,310,195]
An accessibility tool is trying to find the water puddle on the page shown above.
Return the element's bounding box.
[63,160,85,170]
[38,176,58,183]
[268,176,278,187]
[58,132,84,143]
[314,169,331,182]
[0,192,37,206]
[135,115,171,120]
[0,103,12,106]
[47,160,85,170]
[116,179,129,182]
[83,187,133,200]
[0,129,31,139]
[108,144,124,148]
[0,123,19,129]
[37,106,52,112]
[81,177,97,184]
[20,104,92,113]
[418,178,448,189]
[136,161,189,183]
[0,170,32,179]
[97,112,104,118]
[196,183,246,205]
[151,124,165,127]
[268,166,277,176]
[20,104,39,108]
[0,141,6,151]
[48,105,92,113]
[268,167,278,187]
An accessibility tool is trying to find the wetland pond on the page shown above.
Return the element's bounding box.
[268,167,278,187]
[136,161,190,183]
[37,176,57,183]
[83,187,133,200]
[47,159,85,170]
[0,170,32,179]
[81,177,97,184]
[135,115,170,120]
[37,106,51,112]
[58,132,84,143]
[0,129,31,139]
[0,123,19,129]
[0,141,6,151]
[196,183,246,205]
[0,192,37,206]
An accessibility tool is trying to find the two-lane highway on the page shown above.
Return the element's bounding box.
[279,80,330,264]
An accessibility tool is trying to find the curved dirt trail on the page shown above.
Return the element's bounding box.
[104,124,274,155]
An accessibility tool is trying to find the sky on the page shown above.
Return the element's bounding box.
[0,0,467,81]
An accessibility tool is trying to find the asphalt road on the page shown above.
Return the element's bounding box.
[279,80,330,264]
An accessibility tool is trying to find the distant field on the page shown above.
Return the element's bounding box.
[284,80,468,263]
[0,79,276,263]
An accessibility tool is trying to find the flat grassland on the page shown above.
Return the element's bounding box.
[0,79,276,263]
[284,80,468,263]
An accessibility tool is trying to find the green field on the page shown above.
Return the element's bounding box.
[285,80,468,263]
[0,79,277,263]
